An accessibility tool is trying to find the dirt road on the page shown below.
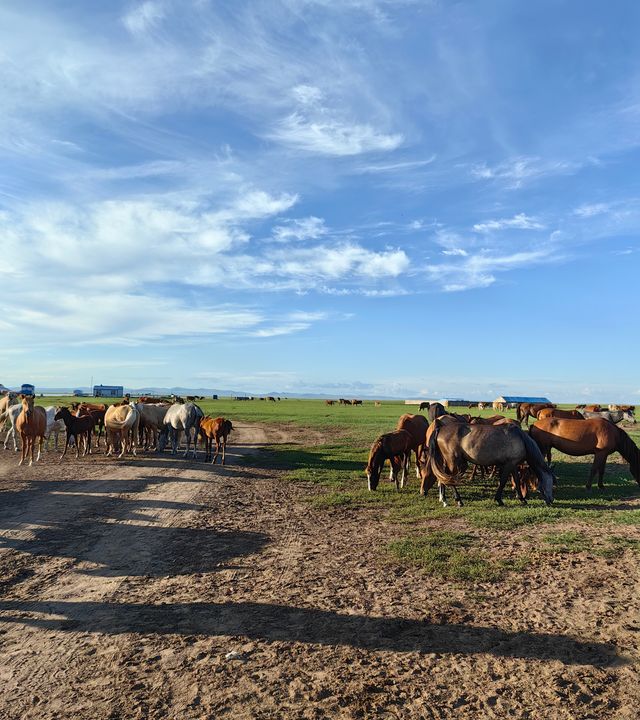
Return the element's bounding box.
[0,423,638,719]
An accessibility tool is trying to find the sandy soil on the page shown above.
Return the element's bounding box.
[0,422,639,719]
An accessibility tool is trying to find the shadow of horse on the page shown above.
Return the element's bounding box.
[0,522,268,577]
[0,599,621,667]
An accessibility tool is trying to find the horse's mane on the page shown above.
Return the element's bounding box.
[366,436,384,471]
[615,427,640,482]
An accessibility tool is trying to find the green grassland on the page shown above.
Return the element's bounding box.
[32,395,640,578]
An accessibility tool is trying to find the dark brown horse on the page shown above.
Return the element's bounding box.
[325,400,336,406]
[419,401,430,411]
[421,420,554,506]
[427,402,446,422]
[365,430,413,491]
[531,417,640,490]
[54,407,94,459]
[396,413,429,480]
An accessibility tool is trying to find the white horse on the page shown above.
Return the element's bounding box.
[44,406,65,451]
[1,403,21,451]
[158,402,203,458]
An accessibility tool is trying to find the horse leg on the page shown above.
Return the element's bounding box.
[512,468,527,504]
[494,465,514,506]
[221,438,226,465]
[451,485,464,507]
[590,451,608,490]
[438,483,447,507]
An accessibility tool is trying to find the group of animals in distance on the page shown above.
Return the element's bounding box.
[0,392,233,467]
[366,401,639,507]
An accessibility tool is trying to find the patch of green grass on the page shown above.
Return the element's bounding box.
[387,531,506,582]
[542,530,593,553]
[595,535,640,557]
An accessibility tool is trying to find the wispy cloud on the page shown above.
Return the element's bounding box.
[471,156,580,188]
[269,113,403,156]
[122,1,167,36]
[473,213,546,233]
[272,216,327,242]
[573,202,612,218]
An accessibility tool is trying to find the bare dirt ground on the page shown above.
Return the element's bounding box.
[0,422,639,719]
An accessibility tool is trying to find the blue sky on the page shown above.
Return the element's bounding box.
[1,0,639,400]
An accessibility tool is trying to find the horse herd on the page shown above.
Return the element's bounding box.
[366,402,639,507]
[0,393,233,467]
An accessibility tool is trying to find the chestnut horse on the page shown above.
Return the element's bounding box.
[16,395,47,466]
[200,416,233,464]
[530,417,640,490]
[396,413,429,479]
[365,430,413,491]
[517,403,555,426]
[536,408,584,421]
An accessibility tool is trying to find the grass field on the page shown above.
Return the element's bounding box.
[33,396,640,543]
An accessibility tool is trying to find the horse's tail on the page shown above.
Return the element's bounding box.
[519,428,554,504]
[427,423,455,486]
[615,427,640,483]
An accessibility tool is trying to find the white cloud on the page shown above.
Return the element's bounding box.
[441,248,468,256]
[573,202,612,218]
[272,216,328,242]
[471,156,579,188]
[473,213,546,233]
[269,113,403,156]
[122,1,167,36]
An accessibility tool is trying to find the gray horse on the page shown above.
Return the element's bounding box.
[421,421,554,507]
[583,409,635,425]
[158,402,203,458]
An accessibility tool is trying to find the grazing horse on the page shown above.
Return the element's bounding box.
[16,396,47,466]
[517,403,555,426]
[396,413,429,479]
[365,430,413,491]
[421,420,554,506]
[159,402,203,458]
[352,399,363,406]
[583,404,603,413]
[531,417,640,490]
[104,404,139,458]
[133,402,170,450]
[54,407,94,459]
[583,410,636,425]
[325,400,336,406]
[200,416,233,464]
[419,401,430,412]
[478,402,487,410]
[536,408,584,421]
[374,401,381,407]
[427,402,446,422]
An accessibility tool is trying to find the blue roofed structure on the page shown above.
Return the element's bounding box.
[495,395,551,404]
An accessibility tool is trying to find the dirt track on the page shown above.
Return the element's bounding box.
[0,423,639,719]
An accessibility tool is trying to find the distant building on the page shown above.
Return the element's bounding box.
[93,384,124,398]
[405,398,469,407]
[494,395,551,404]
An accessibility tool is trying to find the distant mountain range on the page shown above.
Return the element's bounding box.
[11,386,403,400]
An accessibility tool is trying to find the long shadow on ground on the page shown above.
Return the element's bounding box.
[0,599,620,667]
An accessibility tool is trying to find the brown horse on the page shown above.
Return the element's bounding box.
[517,403,555,426]
[419,401,430,411]
[396,413,429,480]
[200,416,233,464]
[16,395,47,466]
[536,408,584,421]
[421,420,554,506]
[72,402,107,446]
[530,417,640,490]
[427,402,446,422]
[583,404,603,413]
[365,430,413,491]
[325,400,336,406]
